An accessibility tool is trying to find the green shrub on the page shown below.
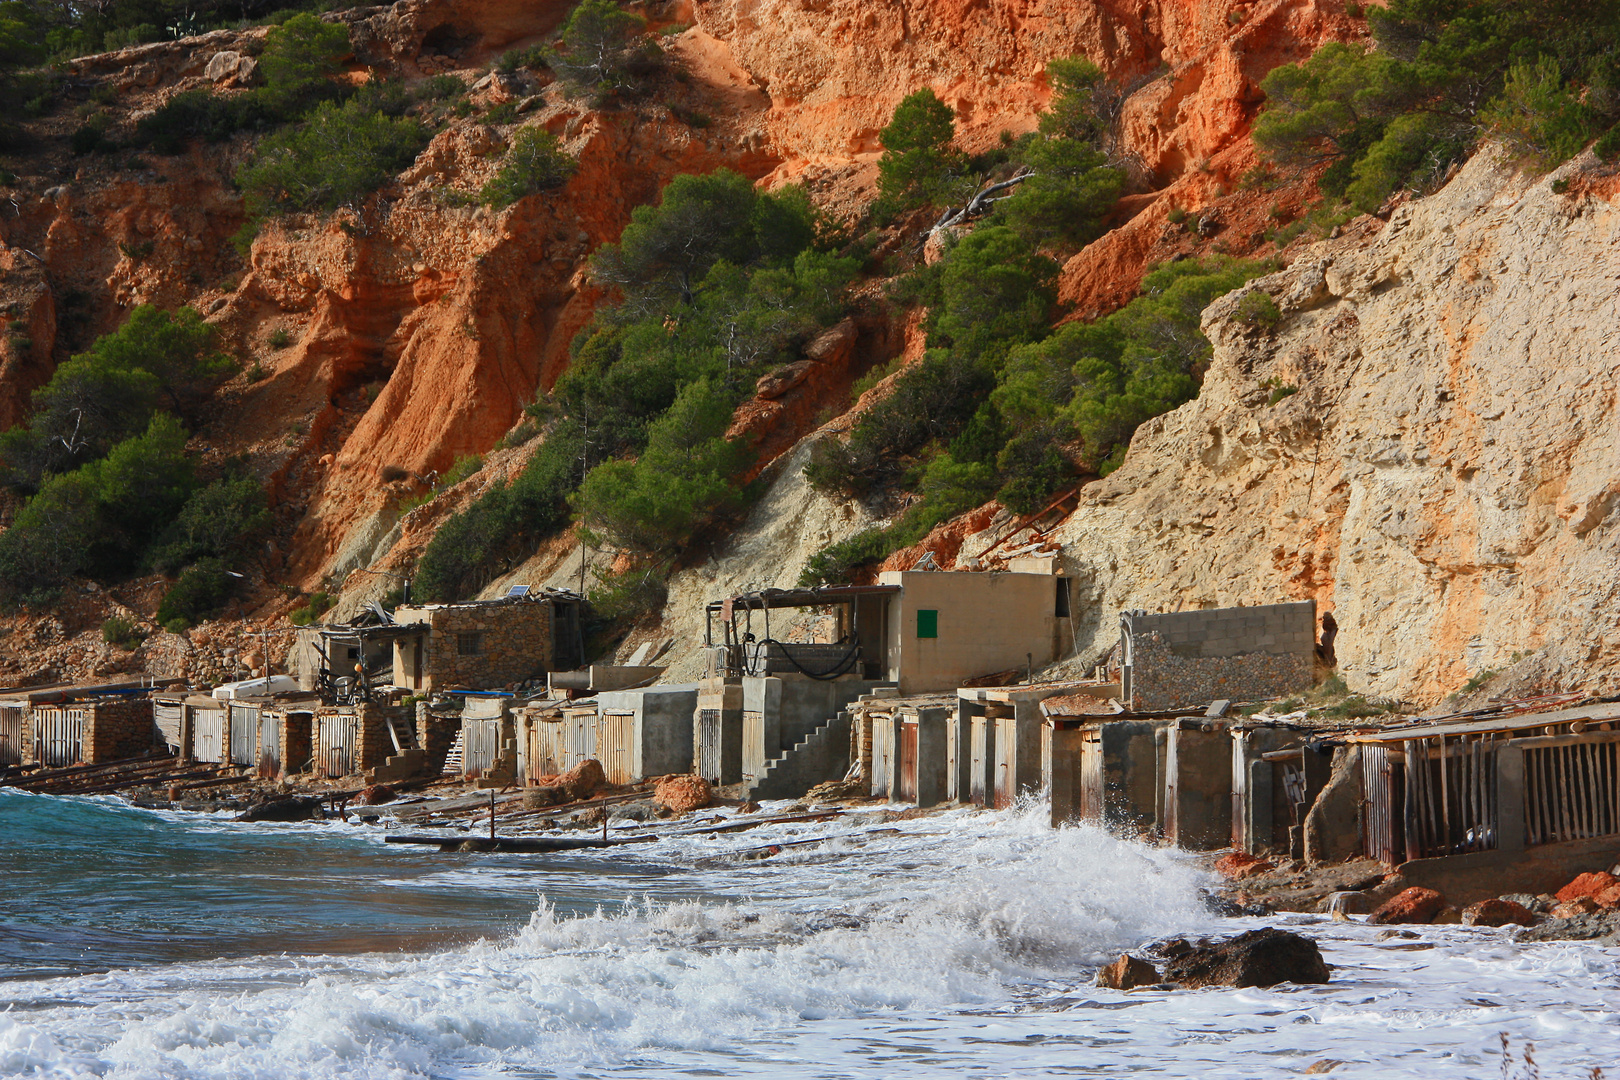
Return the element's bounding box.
[484,101,518,125]
[573,378,749,553]
[994,134,1123,248]
[1596,124,1620,163]
[163,617,189,634]
[586,564,668,624]
[256,13,350,114]
[1235,289,1281,331]
[101,616,144,649]
[0,304,228,490]
[479,126,576,208]
[441,453,482,487]
[237,97,428,216]
[1254,3,1620,211]
[70,115,115,154]
[546,0,663,103]
[148,471,271,573]
[288,589,334,625]
[267,327,292,348]
[417,74,465,100]
[1479,56,1597,170]
[158,558,237,626]
[876,88,967,212]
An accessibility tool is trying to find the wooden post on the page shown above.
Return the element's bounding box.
[489,789,496,840]
[1496,742,1525,852]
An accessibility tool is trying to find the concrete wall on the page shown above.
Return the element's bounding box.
[1122,601,1317,711]
[879,570,1063,693]
[741,675,891,783]
[393,600,554,693]
[1165,719,1233,850]
[909,707,950,807]
[598,684,698,779]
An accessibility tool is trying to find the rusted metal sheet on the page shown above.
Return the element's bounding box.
[898,718,919,802]
[969,715,992,807]
[461,718,500,780]
[697,709,722,783]
[258,711,282,779]
[317,713,363,778]
[193,706,226,764]
[527,719,568,781]
[870,715,892,798]
[229,704,257,766]
[596,712,635,786]
[34,707,85,767]
[1360,743,1400,864]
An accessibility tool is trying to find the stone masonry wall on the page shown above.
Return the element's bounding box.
[419,601,554,690]
[83,699,157,763]
[1124,601,1317,660]
[1129,633,1313,711]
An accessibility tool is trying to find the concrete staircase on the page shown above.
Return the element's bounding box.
[365,714,427,785]
[748,712,852,800]
[473,734,520,790]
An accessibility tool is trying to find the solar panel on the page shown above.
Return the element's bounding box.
[506,584,531,598]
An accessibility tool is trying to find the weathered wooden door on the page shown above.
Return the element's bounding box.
[898,719,919,802]
[258,712,282,779]
[1079,730,1105,822]
[871,716,891,798]
[229,705,257,766]
[193,708,226,764]
[153,702,184,756]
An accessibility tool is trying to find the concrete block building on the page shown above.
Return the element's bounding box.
[1119,601,1317,712]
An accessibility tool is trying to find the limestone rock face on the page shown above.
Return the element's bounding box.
[1052,150,1620,707]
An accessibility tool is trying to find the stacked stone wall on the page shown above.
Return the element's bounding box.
[421,602,554,690]
[1129,633,1312,711]
[82,699,157,763]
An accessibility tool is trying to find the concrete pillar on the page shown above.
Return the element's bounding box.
[915,707,949,808]
[1044,722,1083,827]
[1166,719,1233,850]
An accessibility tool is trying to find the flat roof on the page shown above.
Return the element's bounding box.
[1349,700,1620,743]
[706,584,900,614]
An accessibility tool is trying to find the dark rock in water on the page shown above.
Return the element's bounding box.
[1201,890,1273,917]
[354,784,395,806]
[237,796,324,823]
[1500,892,1551,914]
[1096,954,1160,989]
[1162,927,1331,988]
[1144,937,1196,961]
[1515,910,1620,944]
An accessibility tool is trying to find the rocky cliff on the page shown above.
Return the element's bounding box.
[1046,149,1620,707]
[18,0,1612,708]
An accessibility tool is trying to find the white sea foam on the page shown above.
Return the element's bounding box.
[3,802,1618,1079]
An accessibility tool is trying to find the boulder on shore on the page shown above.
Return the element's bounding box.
[1368,886,1445,925]
[1555,871,1618,904]
[1462,899,1537,927]
[653,774,712,814]
[558,758,606,801]
[1162,927,1330,988]
[354,784,394,805]
[237,796,323,822]
[1096,954,1160,989]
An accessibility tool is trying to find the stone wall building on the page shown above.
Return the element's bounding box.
[1119,602,1318,712]
[391,594,578,694]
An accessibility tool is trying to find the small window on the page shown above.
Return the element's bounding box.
[916,609,938,638]
[1055,578,1071,617]
[457,632,485,656]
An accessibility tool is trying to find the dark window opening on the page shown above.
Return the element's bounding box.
[1055,578,1071,617]
[457,632,485,656]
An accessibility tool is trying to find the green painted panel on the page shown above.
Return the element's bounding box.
[916,609,938,638]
